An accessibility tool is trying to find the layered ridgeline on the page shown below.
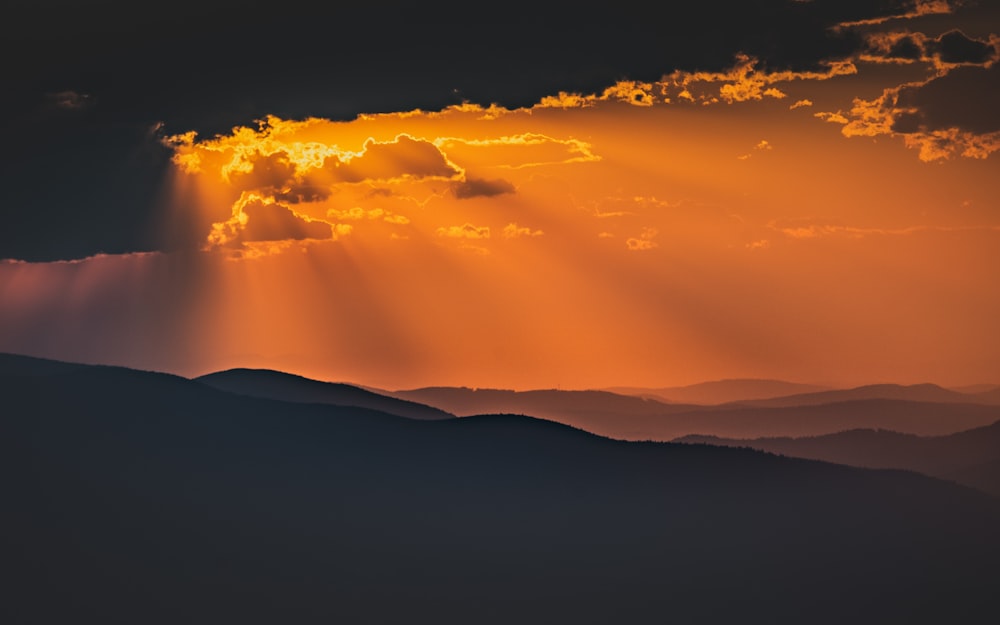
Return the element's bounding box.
[197,368,454,420]
[391,384,1000,441]
[3,353,1000,624]
[676,420,1000,498]
[606,379,1000,406]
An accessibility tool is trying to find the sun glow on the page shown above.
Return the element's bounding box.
[3,28,999,390]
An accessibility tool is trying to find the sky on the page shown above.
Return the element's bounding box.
[1,0,998,390]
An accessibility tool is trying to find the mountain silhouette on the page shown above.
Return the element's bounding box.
[676,419,1000,497]
[393,385,1000,440]
[197,368,454,420]
[972,386,1000,404]
[731,382,1000,408]
[392,386,710,416]
[606,378,832,404]
[3,353,1000,624]
[950,383,1000,394]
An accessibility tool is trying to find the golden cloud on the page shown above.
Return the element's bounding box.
[626,227,659,251]
[502,223,544,239]
[437,223,491,240]
[661,54,857,105]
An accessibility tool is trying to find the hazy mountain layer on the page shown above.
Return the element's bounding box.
[606,378,832,404]
[395,386,1000,440]
[676,419,1000,497]
[730,383,1000,408]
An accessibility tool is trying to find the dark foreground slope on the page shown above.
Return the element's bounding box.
[3,354,999,625]
[676,419,1000,497]
[197,368,454,420]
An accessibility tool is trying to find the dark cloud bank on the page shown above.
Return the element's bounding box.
[0,0,990,261]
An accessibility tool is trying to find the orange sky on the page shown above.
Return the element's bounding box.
[2,17,998,390]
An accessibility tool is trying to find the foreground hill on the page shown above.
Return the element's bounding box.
[3,353,1000,624]
[676,419,1000,497]
[197,368,453,420]
[393,386,1000,440]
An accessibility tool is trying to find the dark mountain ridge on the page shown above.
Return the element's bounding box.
[606,378,832,404]
[728,382,1000,408]
[197,367,454,420]
[392,383,1000,440]
[391,385,710,417]
[676,418,1000,497]
[3,352,1000,624]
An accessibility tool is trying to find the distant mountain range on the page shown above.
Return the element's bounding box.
[391,385,1000,441]
[605,378,832,404]
[676,418,1000,498]
[3,352,999,624]
[727,383,1000,408]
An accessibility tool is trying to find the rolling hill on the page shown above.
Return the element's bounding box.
[197,368,454,420]
[730,383,1000,408]
[3,353,1000,624]
[392,385,1000,440]
[676,419,1000,497]
[606,378,832,404]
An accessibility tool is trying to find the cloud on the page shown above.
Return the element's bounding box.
[334,135,460,182]
[661,54,858,105]
[790,99,814,109]
[326,206,411,225]
[835,0,956,28]
[453,177,516,199]
[383,214,410,225]
[927,29,998,66]
[770,219,1000,239]
[536,80,658,108]
[46,90,95,111]
[861,29,999,69]
[860,32,927,63]
[834,61,1000,161]
[502,223,543,238]
[895,63,1000,135]
[167,121,460,188]
[626,227,658,251]
[436,223,491,239]
[207,193,333,249]
[275,185,335,204]
[327,207,385,221]
[236,201,332,243]
[434,133,600,169]
[232,152,300,193]
[738,139,773,160]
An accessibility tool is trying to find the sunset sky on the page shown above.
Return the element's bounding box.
[2,1,998,390]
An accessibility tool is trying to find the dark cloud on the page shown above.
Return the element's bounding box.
[275,185,334,204]
[928,29,997,65]
[2,2,911,135]
[453,177,516,199]
[895,63,1000,134]
[331,136,458,182]
[885,34,926,61]
[237,201,331,243]
[45,90,94,111]
[1,0,989,261]
[861,29,997,66]
[234,153,298,191]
